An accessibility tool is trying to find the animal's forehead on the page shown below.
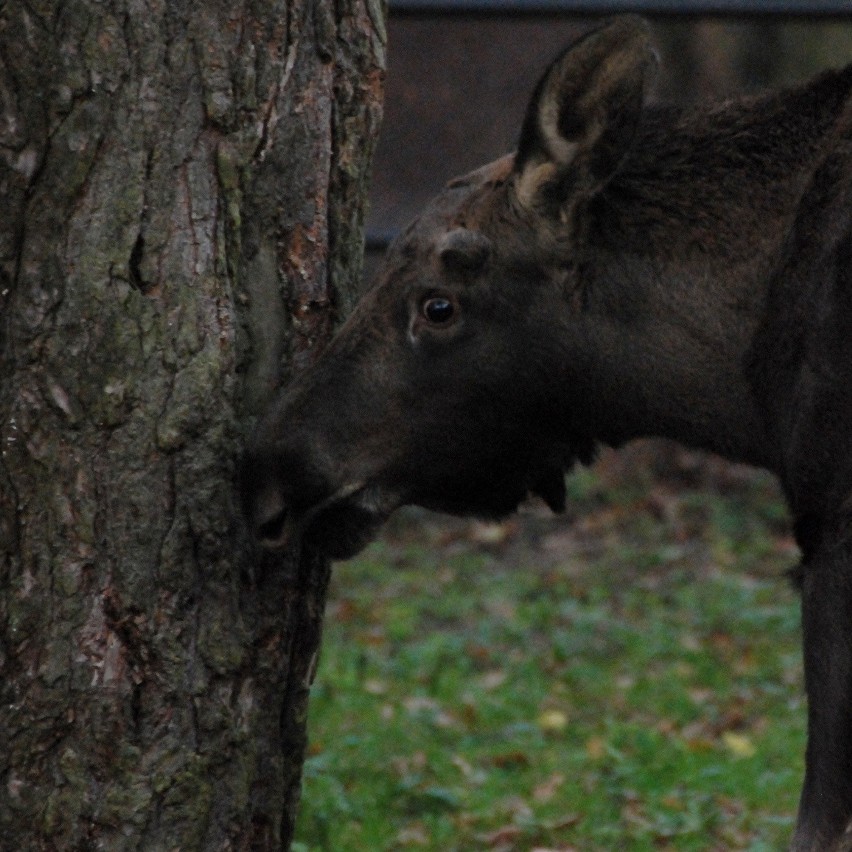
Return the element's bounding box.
[451,153,515,189]
[432,153,515,227]
[386,155,515,261]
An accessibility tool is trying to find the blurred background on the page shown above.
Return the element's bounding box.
[297,8,852,851]
[366,11,852,276]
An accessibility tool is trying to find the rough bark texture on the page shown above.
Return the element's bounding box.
[0,1,384,848]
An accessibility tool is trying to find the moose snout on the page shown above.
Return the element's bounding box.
[240,449,295,550]
[240,435,320,551]
[241,434,359,553]
[241,430,394,559]
[249,479,291,549]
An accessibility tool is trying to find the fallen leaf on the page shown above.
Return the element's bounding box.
[470,521,511,545]
[533,772,565,802]
[546,812,581,830]
[396,822,430,846]
[538,709,569,733]
[479,670,508,690]
[722,731,756,758]
[480,824,523,847]
[492,751,530,769]
[585,736,606,759]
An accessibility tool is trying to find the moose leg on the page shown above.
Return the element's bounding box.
[793,534,852,851]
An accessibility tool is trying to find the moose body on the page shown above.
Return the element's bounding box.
[243,19,852,850]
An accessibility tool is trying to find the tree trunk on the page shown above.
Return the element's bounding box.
[0,1,384,848]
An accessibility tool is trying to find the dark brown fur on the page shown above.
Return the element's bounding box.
[243,18,852,850]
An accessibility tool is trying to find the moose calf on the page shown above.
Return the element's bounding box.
[244,18,852,851]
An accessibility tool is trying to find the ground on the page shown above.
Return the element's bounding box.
[296,441,803,851]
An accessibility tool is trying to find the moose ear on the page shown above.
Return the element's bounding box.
[513,17,657,214]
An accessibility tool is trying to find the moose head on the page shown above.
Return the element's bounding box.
[243,18,657,559]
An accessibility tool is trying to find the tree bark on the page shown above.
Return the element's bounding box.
[0,1,384,848]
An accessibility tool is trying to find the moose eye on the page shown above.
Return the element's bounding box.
[422,296,455,324]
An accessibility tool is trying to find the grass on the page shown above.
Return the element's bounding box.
[293,443,805,851]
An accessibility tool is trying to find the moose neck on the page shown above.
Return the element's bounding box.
[565,73,851,469]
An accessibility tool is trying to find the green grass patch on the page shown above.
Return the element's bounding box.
[294,448,804,851]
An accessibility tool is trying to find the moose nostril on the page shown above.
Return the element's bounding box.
[257,506,288,544]
[251,483,292,548]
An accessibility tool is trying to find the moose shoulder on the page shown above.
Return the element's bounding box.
[243,18,852,851]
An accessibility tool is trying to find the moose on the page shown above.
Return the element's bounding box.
[243,18,852,850]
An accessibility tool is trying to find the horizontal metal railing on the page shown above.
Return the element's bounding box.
[388,0,852,16]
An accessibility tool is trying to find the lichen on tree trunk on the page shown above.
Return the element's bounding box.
[0,1,384,848]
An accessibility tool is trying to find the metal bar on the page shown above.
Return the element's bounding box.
[389,0,852,16]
